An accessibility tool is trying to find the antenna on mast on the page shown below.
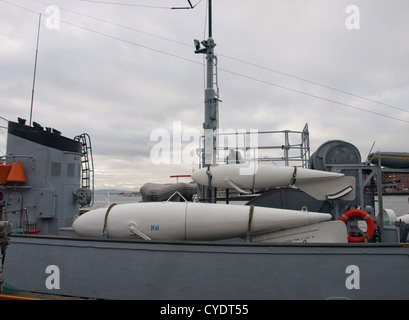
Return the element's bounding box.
[207,0,212,37]
[30,14,42,127]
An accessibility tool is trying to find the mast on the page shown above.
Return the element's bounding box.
[194,0,218,165]
[194,0,219,202]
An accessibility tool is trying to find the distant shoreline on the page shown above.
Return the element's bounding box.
[94,189,140,195]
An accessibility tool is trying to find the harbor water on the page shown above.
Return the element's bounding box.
[92,193,143,209]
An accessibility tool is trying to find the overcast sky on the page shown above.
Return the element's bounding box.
[1,0,408,191]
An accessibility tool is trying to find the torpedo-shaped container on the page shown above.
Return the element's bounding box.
[73,201,331,241]
[191,163,355,200]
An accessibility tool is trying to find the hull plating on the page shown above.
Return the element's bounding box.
[3,235,409,300]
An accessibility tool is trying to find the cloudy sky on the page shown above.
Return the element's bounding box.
[0,0,408,191]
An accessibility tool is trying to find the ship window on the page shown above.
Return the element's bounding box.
[51,162,61,177]
[67,163,75,177]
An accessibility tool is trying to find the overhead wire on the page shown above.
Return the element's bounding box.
[36,0,409,116]
[218,68,409,124]
[75,0,202,10]
[1,0,408,124]
[34,0,193,47]
[54,0,409,115]
[75,0,173,9]
[218,54,409,115]
[0,0,201,63]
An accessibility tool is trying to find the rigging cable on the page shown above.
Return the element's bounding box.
[75,0,202,10]
[1,0,408,124]
[217,68,409,124]
[30,0,409,115]
[76,0,172,9]
[217,54,409,115]
[33,0,409,116]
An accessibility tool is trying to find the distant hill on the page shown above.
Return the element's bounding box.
[94,189,139,194]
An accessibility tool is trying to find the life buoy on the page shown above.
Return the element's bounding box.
[339,209,375,243]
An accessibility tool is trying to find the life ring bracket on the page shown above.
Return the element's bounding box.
[339,209,375,243]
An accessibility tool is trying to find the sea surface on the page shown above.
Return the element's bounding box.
[91,193,409,216]
[378,195,409,217]
[92,193,143,209]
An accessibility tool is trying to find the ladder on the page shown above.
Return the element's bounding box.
[74,133,94,207]
[213,55,220,101]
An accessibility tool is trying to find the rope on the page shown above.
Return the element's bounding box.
[246,205,255,242]
[101,203,117,238]
[291,166,297,186]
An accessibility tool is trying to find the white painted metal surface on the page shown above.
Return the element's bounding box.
[191,163,355,200]
[252,221,348,243]
[73,202,331,241]
[396,213,409,224]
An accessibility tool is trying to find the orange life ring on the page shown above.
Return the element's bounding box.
[339,209,375,243]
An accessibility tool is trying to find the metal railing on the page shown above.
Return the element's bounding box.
[198,123,310,168]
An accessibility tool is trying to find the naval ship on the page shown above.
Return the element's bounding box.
[1,0,409,300]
